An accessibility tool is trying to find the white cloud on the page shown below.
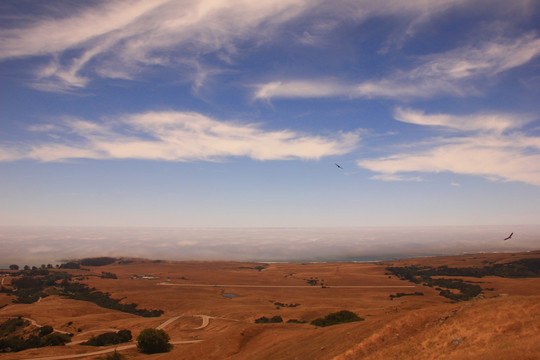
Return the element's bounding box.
[1,111,361,162]
[394,107,534,133]
[0,0,313,91]
[357,109,540,186]
[254,34,540,100]
[0,0,511,93]
[418,33,540,79]
[253,80,351,100]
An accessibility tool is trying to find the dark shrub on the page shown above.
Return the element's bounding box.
[255,316,283,324]
[38,325,54,337]
[83,330,132,346]
[39,333,71,347]
[311,310,363,327]
[136,328,171,354]
[117,330,132,342]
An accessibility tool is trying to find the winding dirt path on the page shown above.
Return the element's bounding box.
[21,340,203,360]
[1,316,71,335]
[15,314,228,360]
[195,315,211,329]
[156,315,182,330]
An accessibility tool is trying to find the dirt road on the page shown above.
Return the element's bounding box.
[1,316,71,335]
[17,314,215,360]
[21,340,203,360]
[158,283,415,288]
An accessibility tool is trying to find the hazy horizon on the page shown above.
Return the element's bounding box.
[1,225,538,269]
[1,2,539,261]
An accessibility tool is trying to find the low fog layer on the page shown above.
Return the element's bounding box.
[1,226,539,268]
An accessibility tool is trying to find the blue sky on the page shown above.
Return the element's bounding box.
[1,0,540,228]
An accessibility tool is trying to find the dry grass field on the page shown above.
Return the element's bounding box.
[1,251,539,359]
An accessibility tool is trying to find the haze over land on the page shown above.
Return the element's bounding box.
[1,225,538,268]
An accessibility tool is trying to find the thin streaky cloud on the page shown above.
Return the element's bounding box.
[254,34,540,101]
[253,80,351,100]
[394,107,534,133]
[357,110,540,186]
[1,111,361,163]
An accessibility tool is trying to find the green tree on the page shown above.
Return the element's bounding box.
[311,310,363,327]
[38,325,54,337]
[136,329,171,354]
[9,264,19,270]
[39,332,71,347]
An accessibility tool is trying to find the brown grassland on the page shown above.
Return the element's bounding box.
[1,251,539,359]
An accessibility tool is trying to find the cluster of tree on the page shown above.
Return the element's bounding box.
[55,257,118,270]
[11,268,51,277]
[386,265,486,301]
[62,282,163,317]
[136,329,171,354]
[59,262,81,269]
[304,277,320,286]
[7,271,163,317]
[82,330,131,346]
[80,257,118,267]
[8,264,56,271]
[255,315,283,323]
[238,264,268,271]
[387,258,540,281]
[10,271,71,304]
[389,292,424,300]
[100,272,118,279]
[0,318,71,353]
[286,319,307,324]
[274,302,300,308]
[427,278,483,301]
[0,318,27,337]
[310,310,363,327]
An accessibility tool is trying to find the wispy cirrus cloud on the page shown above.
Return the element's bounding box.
[1,111,360,162]
[254,34,540,100]
[357,108,540,186]
[0,0,313,91]
[393,107,534,133]
[0,0,501,93]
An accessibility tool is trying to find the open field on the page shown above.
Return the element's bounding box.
[1,251,539,359]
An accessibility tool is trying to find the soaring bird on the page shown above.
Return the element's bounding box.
[504,232,513,241]
[335,163,343,169]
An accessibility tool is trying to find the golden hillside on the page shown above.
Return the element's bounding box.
[1,251,538,359]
